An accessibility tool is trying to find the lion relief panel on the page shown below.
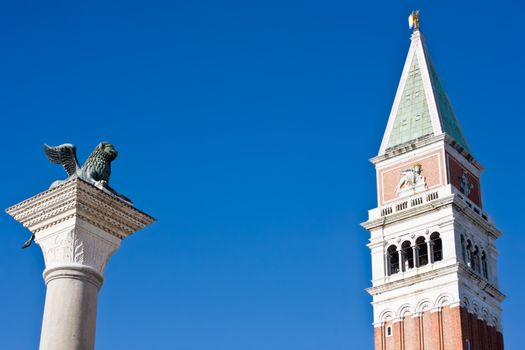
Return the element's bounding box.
[378,151,445,205]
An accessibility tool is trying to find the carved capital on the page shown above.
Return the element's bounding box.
[36,224,120,276]
[6,178,155,277]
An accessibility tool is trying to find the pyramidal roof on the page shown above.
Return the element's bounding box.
[379,29,470,155]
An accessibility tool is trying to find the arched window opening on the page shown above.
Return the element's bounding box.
[481,251,488,279]
[386,326,392,337]
[430,232,443,262]
[466,240,473,268]
[472,246,480,273]
[460,235,467,263]
[401,241,414,270]
[416,237,428,267]
[387,245,399,275]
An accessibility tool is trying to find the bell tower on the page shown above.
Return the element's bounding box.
[361,12,505,350]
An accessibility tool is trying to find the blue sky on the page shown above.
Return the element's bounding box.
[1,1,524,349]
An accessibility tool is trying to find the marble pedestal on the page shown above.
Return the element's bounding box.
[6,178,155,350]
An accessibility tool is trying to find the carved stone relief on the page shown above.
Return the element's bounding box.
[395,163,427,196]
[37,227,120,275]
[459,171,473,196]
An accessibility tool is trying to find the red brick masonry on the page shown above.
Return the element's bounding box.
[374,306,503,350]
[447,154,482,208]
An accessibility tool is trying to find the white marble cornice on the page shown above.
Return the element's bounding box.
[361,195,454,230]
[5,178,155,239]
[366,263,460,296]
[451,198,501,239]
[458,264,506,303]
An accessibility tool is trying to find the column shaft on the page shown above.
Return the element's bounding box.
[40,267,103,350]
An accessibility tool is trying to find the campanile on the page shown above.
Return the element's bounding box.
[361,12,505,350]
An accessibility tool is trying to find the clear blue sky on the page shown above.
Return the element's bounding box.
[1,1,524,349]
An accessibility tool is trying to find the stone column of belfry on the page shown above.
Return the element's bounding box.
[6,178,155,350]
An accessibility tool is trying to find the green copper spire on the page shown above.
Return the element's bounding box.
[386,53,434,149]
[380,29,470,154]
[425,50,470,151]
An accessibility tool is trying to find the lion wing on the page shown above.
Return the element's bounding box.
[44,143,80,177]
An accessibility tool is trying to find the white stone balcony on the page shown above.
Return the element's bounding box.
[367,185,491,224]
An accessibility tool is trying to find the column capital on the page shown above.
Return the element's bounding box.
[37,224,120,277]
[6,178,155,276]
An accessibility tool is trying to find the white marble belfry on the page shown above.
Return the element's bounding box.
[6,178,155,350]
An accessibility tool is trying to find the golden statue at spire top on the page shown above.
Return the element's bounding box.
[408,10,420,32]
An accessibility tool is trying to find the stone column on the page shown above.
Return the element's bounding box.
[396,250,401,273]
[428,240,434,264]
[6,178,155,350]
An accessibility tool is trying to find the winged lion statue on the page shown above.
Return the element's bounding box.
[21,141,131,249]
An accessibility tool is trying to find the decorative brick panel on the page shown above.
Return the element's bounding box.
[447,154,482,207]
[378,151,445,205]
[374,306,503,350]
[375,327,383,350]
[443,306,462,350]
[404,316,420,350]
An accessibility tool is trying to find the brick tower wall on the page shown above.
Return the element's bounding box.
[373,306,503,350]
